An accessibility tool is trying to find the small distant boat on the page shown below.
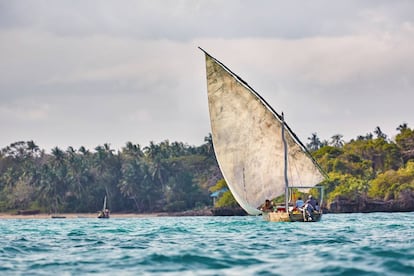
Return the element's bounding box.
[200,48,327,222]
[51,215,66,219]
[98,196,110,219]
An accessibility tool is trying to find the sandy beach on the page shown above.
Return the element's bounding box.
[0,207,214,219]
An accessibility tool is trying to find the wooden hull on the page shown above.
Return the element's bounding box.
[263,211,322,222]
[51,215,66,219]
[262,212,290,222]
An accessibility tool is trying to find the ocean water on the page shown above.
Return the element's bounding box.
[1,213,413,275]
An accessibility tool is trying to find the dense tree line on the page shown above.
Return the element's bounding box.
[0,135,222,213]
[2,124,414,214]
[314,124,414,204]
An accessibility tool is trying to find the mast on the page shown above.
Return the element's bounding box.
[281,113,289,212]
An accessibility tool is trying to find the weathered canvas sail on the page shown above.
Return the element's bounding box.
[202,50,325,215]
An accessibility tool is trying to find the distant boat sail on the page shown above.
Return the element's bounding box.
[200,48,326,221]
[98,196,110,219]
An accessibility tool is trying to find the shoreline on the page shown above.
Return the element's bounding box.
[0,208,215,219]
[2,209,412,219]
[0,207,217,219]
[0,212,165,219]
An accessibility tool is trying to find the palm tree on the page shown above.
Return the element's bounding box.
[51,147,65,165]
[307,133,322,151]
[123,142,144,158]
[143,141,171,206]
[118,156,150,211]
[374,126,387,139]
[397,123,408,133]
[330,134,344,148]
[27,140,40,157]
[78,146,89,155]
[38,164,56,213]
[93,143,123,211]
[65,146,90,207]
[49,146,67,213]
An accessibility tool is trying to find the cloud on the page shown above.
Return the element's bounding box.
[0,102,51,121]
[0,1,414,151]
[2,1,412,39]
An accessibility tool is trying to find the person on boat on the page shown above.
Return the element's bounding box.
[261,199,274,212]
[98,209,110,218]
[306,195,317,209]
[303,195,317,221]
[104,208,110,218]
[295,197,305,210]
[315,202,320,212]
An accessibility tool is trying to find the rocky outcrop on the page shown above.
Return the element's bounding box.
[395,189,414,211]
[328,190,414,213]
[211,207,247,216]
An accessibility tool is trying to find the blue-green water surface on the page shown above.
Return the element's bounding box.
[1,213,413,275]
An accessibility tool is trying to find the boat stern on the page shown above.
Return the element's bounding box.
[262,211,290,222]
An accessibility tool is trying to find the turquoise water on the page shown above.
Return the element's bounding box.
[1,213,413,275]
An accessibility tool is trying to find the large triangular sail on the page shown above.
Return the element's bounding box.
[201,49,325,215]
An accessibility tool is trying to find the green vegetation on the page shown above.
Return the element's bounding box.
[314,125,414,205]
[1,124,413,213]
[0,135,222,213]
[209,179,238,207]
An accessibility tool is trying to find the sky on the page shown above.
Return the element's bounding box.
[1,0,413,152]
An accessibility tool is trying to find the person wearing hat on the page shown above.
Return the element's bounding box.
[303,195,317,221]
[306,195,317,209]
